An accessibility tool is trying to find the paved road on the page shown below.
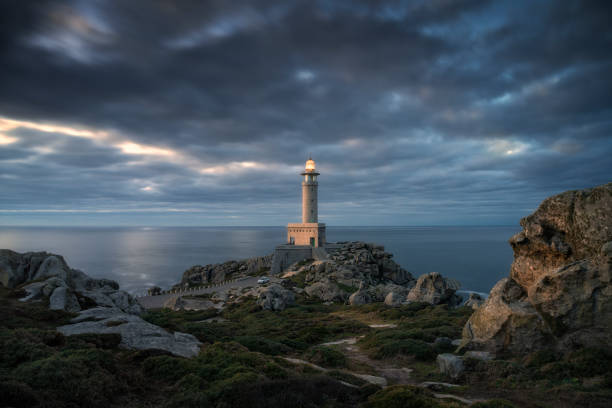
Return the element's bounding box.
[137,276,264,309]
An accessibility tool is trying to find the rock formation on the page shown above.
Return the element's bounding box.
[348,282,372,305]
[436,354,465,380]
[286,242,418,304]
[279,242,462,306]
[461,183,612,354]
[57,307,201,358]
[168,241,461,309]
[0,250,201,357]
[406,272,462,306]
[0,250,141,314]
[179,254,272,288]
[463,293,485,310]
[257,284,295,311]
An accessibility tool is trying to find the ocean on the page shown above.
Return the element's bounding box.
[0,226,520,295]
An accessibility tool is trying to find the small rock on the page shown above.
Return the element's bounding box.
[163,296,186,311]
[434,337,453,347]
[602,241,612,258]
[304,280,347,302]
[349,287,371,305]
[464,293,485,310]
[384,290,405,306]
[419,381,459,391]
[437,353,464,379]
[464,351,494,361]
[49,286,81,313]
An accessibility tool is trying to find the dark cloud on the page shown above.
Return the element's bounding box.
[0,0,611,226]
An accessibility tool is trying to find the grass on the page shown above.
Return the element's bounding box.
[3,281,612,407]
[286,270,308,288]
[365,385,464,408]
[356,304,472,361]
[0,284,363,407]
[305,345,347,368]
[144,298,371,353]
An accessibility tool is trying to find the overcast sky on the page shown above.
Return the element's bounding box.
[0,0,610,226]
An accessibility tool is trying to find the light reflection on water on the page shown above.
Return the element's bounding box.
[0,226,519,294]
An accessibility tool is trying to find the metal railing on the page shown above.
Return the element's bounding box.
[135,276,251,298]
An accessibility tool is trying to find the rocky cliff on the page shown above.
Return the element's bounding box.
[0,250,201,357]
[166,241,462,311]
[283,242,461,307]
[461,183,612,354]
[178,254,272,288]
[0,250,141,314]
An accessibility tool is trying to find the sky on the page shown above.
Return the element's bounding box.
[0,0,611,227]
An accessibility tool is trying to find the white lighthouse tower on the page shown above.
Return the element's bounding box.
[287,157,326,247]
[302,157,318,223]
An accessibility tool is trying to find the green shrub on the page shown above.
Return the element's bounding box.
[207,371,260,401]
[376,339,435,361]
[163,390,211,408]
[366,385,459,408]
[0,380,39,408]
[261,361,288,379]
[64,332,122,349]
[143,355,196,382]
[287,270,308,288]
[236,336,291,355]
[305,346,347,368]
[13,349,121,408]
[522,349,559,368]
[535,348,612,383]
[359,330,436,361]
[213,376,358,408]
[0,328,59,370]
[328,369,368,386]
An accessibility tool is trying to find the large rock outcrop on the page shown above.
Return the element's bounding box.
[406,272,461,306]
[462,183,612,354]
[278,242,461,306]
[0,250,141,314]
[179,255,272,288]
[57,307,201,358]
[287,242,418,303]
[1,250,202,358]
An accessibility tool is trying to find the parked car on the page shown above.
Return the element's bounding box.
[257,277,270,284]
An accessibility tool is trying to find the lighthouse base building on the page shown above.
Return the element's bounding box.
[271,158,336,274]
[286,223,326,247]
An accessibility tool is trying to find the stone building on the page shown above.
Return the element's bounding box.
[271,158,334,274]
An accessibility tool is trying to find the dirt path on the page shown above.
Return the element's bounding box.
[312,334,487,406]
[324,335,414,386]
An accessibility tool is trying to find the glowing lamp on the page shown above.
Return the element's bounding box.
[305,158,316,172]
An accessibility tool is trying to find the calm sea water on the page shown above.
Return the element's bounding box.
[0,226,520,295]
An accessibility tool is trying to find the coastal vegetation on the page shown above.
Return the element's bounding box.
[2,279,611,407]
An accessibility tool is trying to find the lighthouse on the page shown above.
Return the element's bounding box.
[287,157,326,247]
[302,157,318,223]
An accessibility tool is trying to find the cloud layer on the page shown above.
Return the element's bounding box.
[1,0,611,226]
